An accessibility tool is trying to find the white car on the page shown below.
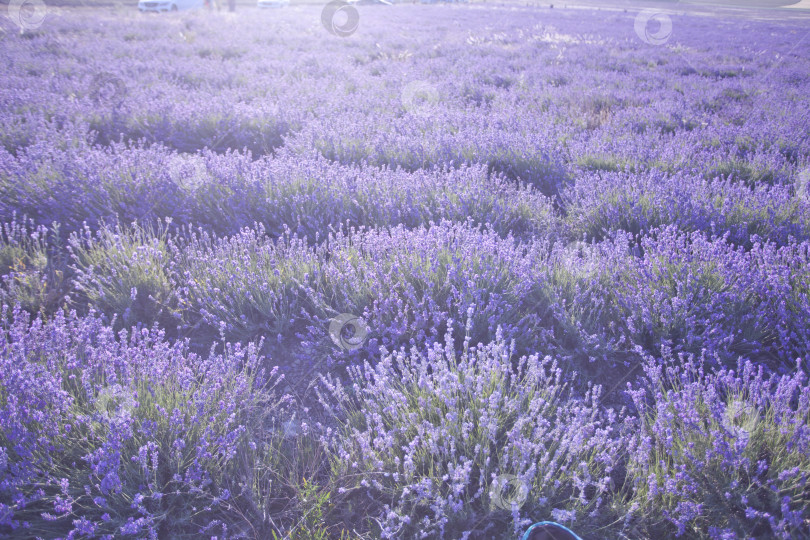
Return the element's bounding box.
[138,0,203,12]
[257,0,289,7]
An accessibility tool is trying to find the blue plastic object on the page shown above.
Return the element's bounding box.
[521,521,583,540]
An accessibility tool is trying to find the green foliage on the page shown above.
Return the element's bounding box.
[69,220,177,330]
[0,218,68,316]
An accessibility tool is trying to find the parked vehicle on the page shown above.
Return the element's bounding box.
[138,0,203,12]
[257,0,289,8]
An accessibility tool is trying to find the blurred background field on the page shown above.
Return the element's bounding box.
[3,0,810,10]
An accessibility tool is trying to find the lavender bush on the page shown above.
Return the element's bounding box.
[626,351,810,538]
[0,215,67,315]
[0,304,285,538]
[612,227,810,370]
[318,315,628,539]
[69,220,179,331]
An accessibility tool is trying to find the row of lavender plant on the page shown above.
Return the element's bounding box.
[4,219,809,402]
[2,302,807,538]
[3,142,808,249]
[6,219,789,374]
[0,147,558,242]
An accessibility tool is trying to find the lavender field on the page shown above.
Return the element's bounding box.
[1,1,810,538]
